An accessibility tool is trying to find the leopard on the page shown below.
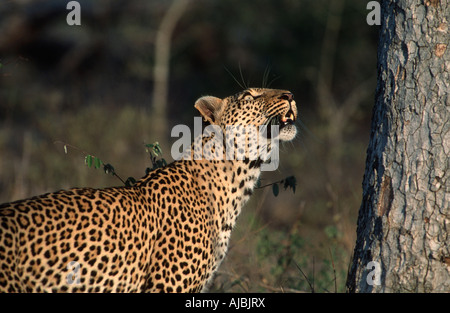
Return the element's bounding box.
[0,88,297,292]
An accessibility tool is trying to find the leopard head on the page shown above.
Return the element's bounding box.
[194,88,297,164]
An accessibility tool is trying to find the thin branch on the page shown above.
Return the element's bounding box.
[258,282,306,293]
[255,179,284,190]
[54,140,127,185]
[294,261,315,293]
[329,248,338,293]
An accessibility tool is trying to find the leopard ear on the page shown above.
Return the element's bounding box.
[194,96,224,124]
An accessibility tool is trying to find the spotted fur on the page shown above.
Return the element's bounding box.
[0,88,297,292]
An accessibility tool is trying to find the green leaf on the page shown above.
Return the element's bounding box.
[152,142,162,156]
[157,159,168,168]
[283,176,297,193]
[272,183,279,197]
[103,163,115,175]
[153,146,162,156]
[85,155,93,167]
[125,177,136,187]
[94,157,102,169]
[63,144,68,154]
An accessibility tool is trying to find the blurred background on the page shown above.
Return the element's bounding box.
[0,0,377,292]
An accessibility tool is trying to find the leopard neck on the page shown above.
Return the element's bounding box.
[188,157,262,230]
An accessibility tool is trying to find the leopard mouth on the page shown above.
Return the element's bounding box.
[279,110,296,129]
[267,110,295,129]
[265,110,296,138]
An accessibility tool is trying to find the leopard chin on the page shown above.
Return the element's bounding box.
[279,123,297,141]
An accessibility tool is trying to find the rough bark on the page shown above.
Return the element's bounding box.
[347,0,450,292]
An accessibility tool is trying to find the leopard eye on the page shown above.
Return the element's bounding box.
[241,92,263,101]
[242,92,254,101]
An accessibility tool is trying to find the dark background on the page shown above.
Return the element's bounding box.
[0,0,378,292]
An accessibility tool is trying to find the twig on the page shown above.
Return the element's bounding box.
[329,248,338,293]
[258,282,306,293]
[53,140,127,185]
[255,179,284,189]
[294,261,315,293]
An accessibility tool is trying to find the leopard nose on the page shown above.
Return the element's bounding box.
[280,93,294,102]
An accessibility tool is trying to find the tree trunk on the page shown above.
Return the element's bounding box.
[346,0,450,292]
[151,0,190,144]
